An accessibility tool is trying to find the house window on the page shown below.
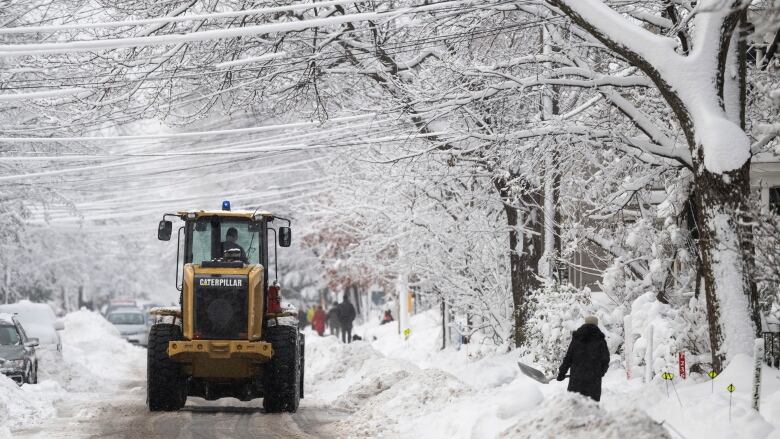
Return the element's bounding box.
[770,187,780,214]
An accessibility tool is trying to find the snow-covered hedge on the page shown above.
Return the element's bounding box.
[628,292,709,377]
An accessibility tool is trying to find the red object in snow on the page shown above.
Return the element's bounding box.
[312,307,326,336]
[267,284,282,314]
[678,352,687,379]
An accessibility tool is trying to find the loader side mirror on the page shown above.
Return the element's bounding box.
[279,227,292,247]
[158,220,173,241]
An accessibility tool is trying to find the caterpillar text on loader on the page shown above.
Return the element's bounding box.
[148,202,303,413]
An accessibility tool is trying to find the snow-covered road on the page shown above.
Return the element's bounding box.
[14,397,344,439]
[11,378,344,439]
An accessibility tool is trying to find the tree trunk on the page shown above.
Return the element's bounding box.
[494,176,543,347]
[351,284,361,316]
[693,160,757,371]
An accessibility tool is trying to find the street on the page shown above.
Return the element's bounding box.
[13,366,344,439]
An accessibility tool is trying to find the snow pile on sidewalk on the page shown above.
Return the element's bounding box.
[500,392,670,438]
[304,329,472,438]
[52,309,146,391]
[303,311,549,438]
[0,374,57,432]
[336,368,471,438]
[334,356,418,412]
[304,308,780,439]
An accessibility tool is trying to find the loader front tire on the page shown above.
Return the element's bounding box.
[263,325,301,413]
[147,324,186,411]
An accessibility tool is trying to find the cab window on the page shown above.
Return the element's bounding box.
[191,218,261,264]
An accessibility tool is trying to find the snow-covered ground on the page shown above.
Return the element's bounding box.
[4,308,780,438]
[1,310,146,438]
[305,309,780,439]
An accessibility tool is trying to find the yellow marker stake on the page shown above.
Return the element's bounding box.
[403,328,411,340]
[661,372,682,406]
[662,372,672,398]
[727,383,735,422]
[709,371,718,393]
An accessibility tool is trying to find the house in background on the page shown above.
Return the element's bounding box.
[565,154,780,294]
[752,154,780,213]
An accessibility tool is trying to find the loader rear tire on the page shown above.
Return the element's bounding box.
[147,324,186,411]
[263,325,301,413]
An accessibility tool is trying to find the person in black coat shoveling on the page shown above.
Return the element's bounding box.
[556,316,610,402]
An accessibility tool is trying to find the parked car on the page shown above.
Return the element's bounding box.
[106,308,148,346]
[0,301,63,352]
[0,313,38,385]
[102,299,138,316]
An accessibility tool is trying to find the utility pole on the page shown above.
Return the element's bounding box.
[397,273,409,337]
[4,264,9,304]
[441,297,447,350]
[540,25,561,281]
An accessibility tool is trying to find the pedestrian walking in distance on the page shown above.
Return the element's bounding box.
[556,315,610,401]
[327,302,341,338]
[312,305,326,337]
[338,293,357,344]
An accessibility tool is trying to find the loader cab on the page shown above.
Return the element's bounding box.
[157,205,292,304]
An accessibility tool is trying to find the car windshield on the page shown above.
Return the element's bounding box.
[108,313,144,325]
[0,325,20,345]
[191,218,261,264]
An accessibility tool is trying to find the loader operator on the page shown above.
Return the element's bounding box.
[221,227,248,263]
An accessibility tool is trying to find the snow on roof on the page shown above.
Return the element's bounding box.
[0,300,49,309]
[177,209,274,219]
[753,152,780,164]
[0,313,15,324]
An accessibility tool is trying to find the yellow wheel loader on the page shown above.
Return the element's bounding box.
[148,202,303,413]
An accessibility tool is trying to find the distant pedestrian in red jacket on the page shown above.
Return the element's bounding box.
[312,305,327,336]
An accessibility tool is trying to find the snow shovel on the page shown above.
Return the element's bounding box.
[517,361,566,384]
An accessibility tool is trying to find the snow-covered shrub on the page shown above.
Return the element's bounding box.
[523,283,594,374]
[628,292,709,377]
[600,216,691,306]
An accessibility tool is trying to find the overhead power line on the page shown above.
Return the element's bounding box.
[0,0,473,56]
